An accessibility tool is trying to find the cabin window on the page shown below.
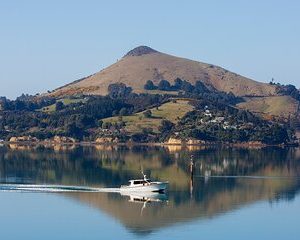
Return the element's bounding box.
[133,180,147,185]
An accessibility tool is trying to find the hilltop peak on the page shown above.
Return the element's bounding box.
[123,46,158,57]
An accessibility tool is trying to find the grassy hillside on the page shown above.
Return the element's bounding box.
[103,99,194,134]
[40,98,86,112]
[49,46,277,98]
[237,95,299,118]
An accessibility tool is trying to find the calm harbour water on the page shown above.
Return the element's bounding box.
[0,144,299,240]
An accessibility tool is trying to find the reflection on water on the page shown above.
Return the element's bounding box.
[0,145,300,235]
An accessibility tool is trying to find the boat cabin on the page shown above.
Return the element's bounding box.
[128,179,151,186]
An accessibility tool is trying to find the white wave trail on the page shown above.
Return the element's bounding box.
[0,184,121,193]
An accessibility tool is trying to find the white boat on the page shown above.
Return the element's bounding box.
[120,172,168,193]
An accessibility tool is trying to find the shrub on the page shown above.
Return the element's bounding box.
[144,80,157,90]
[158,80,171,91]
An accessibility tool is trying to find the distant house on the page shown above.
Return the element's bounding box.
[204,109,212,117]
[223,125,230,130]
[215,117,225,122]
[210,117,224,124]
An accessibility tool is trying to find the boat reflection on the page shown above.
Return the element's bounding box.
[120,191,168,203]
[119,192,168,217]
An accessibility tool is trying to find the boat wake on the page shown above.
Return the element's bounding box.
[0,184,121,193]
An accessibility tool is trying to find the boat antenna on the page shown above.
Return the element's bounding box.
[141,166,147,181]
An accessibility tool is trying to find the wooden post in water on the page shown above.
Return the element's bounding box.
[189,155,194,198]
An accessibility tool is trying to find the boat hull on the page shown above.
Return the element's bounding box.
[120,182,168,192]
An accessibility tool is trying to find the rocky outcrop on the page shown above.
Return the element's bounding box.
[186,139,206,145]
[247,141,265,146]
[166,137,206,145]
[166,138,183,145]
[123,46,158,57]
[95,137,113,144]
[9,137,17,142]
[53,136,76,144]
[95,137,119,144]
[9,136,39,142]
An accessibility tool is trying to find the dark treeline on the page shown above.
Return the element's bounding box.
[144,78,211,92]
[0,96,56,111]
[144,78,243,105]
[276,84,300,101]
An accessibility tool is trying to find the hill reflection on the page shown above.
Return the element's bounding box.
[0,145,300,233]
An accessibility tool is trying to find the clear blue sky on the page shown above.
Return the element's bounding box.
[0,0,299,99]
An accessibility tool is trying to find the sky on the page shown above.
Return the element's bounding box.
[0,0,299,99]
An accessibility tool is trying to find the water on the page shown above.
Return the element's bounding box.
[0,144,300,239]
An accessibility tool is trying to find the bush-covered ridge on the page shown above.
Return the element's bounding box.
[0,83,298,145]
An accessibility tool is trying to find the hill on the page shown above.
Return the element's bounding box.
[50,46,277,98]
[1,46,299,144]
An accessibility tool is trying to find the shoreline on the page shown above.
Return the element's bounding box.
[2,140,299,149]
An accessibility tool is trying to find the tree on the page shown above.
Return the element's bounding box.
[112,110,118,116]
[174,78,183,90]
[108,83,132,99]
[119,107,128,116]
[158,80,171,91]
[98,120,103,127]
[14,100,26,110]
[159,120,174,133]
[262,124,289,144]
[181,80,194,93]
[55,101,64,111]
[75,114,96,128]
[194,81,208,93]
[144,80,156,90]
[65,122,83,139]
[143,110,152,118]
